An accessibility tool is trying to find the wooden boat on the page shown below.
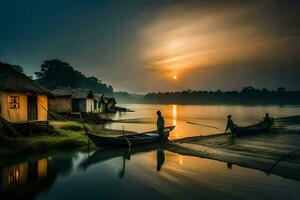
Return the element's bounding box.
[233,122,272,136]
[86,126,175,147]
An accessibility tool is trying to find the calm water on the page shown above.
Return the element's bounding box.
[1,147,300,200]
[103,104,300,139]
[1,104,300,199]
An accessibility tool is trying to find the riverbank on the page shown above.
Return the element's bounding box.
[0,121,88,158]
[167,128,300,181]
[0,120,137,159]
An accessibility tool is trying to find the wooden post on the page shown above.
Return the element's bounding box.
[87,129,90,151]
[123,125,131,148]
[79,113,91,151]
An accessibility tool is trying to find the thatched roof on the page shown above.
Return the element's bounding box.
[52,88,94,99]
[0,63,51,95]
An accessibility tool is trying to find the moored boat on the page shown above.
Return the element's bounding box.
[233,122,272,136]
[86,126,175,147]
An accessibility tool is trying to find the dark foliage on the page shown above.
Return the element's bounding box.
[35,59,113,94]
[0,61,23,73]
[143,87,300,105]
[0,62,50,94]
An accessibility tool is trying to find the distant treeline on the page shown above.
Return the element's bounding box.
[143,87,300,105]
[35,59,113,94]
[112,91,144,103]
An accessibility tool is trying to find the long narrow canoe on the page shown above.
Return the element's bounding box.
[86,126,175,147]
[233,122,272,136]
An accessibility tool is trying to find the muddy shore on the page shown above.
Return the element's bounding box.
[167,129,300,181]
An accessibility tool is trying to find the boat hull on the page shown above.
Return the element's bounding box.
[87,126,175,147]
[233,122,271,136]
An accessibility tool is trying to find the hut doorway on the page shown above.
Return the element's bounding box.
[27,96,38,121]
[72,99,80,112]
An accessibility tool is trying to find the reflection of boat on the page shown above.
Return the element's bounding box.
[80,142,166,178]
[80,144,159,170]
[233,122,272,136]
[86,126,175,147]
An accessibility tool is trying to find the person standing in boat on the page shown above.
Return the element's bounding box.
[225,115,236,137]
[156,111,165,138]
[263,113,273,128]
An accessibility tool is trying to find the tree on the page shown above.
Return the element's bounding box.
[0,62,23,73]
[11,65,23,73]
[277,87,286,93]
[35,59,113,94]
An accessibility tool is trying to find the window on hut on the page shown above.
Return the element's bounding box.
[9,96,20,109]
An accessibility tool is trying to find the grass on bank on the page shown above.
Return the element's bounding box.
[0,121,89,158]
[0,120,140,158]
[26,121,88,150]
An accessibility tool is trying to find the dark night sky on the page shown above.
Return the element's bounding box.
[1,0,300,93]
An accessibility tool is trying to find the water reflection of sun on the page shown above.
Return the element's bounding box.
[172,105,177,126]
[172,105,178,138]
[179,155,183,165]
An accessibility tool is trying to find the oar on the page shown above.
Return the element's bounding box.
[79,113,92,150]
[186,121,222,131]
[40,104,67,121]
[123,125,132,148]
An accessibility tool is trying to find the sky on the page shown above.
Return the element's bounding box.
[1,0,300,93]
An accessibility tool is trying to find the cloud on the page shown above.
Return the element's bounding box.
[139,0,300,77]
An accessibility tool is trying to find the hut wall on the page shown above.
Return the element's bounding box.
[48,97,72,113]
[0,163,28,191]
[0,91,28,122]
[93,100,98,113]
[37,95,48,121]
[92,100,103,113]
[37,159,48,179]
[100,102,105,113]
[86,99,94,112]
[79,100,86,112]
[0,91,4,118]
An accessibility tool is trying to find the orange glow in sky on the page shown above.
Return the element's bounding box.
[139,3,300,86]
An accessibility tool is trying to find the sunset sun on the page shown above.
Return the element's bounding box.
[173,75,177,80]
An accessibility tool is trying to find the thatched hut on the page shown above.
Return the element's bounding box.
[0,63,50,124]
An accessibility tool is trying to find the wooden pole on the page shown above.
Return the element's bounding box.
[123,125,131,148]
[79,113,90,150]
[0,116,22,139]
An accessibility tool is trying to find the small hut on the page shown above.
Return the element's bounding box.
[0,63,50,133]
[49,88,96,113]
[93,94,105,113]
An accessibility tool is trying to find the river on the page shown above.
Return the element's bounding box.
[1,104,300,199]
[103,104,300,139]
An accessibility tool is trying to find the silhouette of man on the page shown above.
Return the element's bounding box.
[263,113,273,127]
[156,110,165,138]
[225,115,235,137]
